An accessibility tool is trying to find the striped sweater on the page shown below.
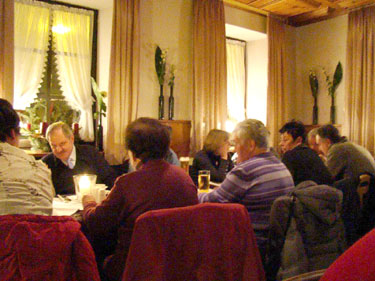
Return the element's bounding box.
[199,151,294,254]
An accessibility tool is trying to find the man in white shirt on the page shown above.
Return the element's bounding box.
[42,122,117,195]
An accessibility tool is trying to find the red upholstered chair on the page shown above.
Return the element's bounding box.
[122,203,265,281]
[0,214,100,281]
[320,228,375,281]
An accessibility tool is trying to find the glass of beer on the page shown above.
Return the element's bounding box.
[180,157,190,174]
[198,170,210,192]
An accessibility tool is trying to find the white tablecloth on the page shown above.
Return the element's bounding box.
[52,196,83,216]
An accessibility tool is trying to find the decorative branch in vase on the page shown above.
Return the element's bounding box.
[309,69,319,125]
[323,62,343,124]
[91,77,107,151]
[168,64,175,120]
[155,45,167,120]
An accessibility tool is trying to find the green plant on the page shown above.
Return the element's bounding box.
[168,64,175,87]
[309,70,318,98]
[155,45,167,86]
[323,61,343,98]
[20,98,77,134]
[91,77,107,127]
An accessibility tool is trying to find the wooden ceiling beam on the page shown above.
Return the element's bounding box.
[295,0,322,9]
[223,0,268,16]
[312,0,342,9]
[288,6,346,26]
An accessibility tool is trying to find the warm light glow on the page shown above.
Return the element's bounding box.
[79,175,91,195]
[52,24,71,34]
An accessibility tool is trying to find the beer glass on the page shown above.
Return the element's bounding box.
[198,170,210,192]
[180,157,190,174]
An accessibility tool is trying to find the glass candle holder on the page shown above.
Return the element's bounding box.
[73,174,97,200]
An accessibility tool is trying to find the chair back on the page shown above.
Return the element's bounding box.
[357,173,371,210]
[0,214,100,281]
[281,269,326,281]
[122,203,265,281]
[338,173,375,246]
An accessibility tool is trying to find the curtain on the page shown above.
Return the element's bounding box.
[346,6,375,155]
[53,7,94,141]
[0,0,14,102]
[192,0,227,154]
[226,39,246,132]
[267,16,287,148]
[14,0,50,109]
[105,0,140,164]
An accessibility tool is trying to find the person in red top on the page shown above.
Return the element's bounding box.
[82,117,198,281]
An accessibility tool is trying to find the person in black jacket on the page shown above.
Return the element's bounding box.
[190,129,234,185]
[279,121,333,186]
[42,122,117,195]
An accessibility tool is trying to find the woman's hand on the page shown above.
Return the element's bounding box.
[217,141,230,160]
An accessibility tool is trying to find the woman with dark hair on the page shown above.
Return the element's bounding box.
[0,99,54,215]
[82,117,198,281]
[190,129,234,184]
[316,124,375,181]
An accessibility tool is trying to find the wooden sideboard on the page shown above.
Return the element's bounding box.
[160,120,191,157]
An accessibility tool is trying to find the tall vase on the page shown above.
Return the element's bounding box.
[168,85,174,120]
[96,124,103,151]
[158,85,164,120]
[330,94,336,124]
[312,96,318,125]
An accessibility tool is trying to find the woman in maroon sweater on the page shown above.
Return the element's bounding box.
[82,117,198,281]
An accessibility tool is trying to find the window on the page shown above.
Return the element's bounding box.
[14,0,97,141]
[225,24,268,130]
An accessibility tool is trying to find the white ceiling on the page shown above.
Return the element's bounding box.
[226,24,266,42]
[57,0,112,10]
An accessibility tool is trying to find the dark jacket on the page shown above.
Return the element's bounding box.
[42,145,117,195]
[190,150,234,185]
[282,145,333,186]
[266,181,346,280]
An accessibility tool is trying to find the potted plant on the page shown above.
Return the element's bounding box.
[309,70,319,125]
[155,45,167,120]
[91,77,107,151]
[323,62,343,124]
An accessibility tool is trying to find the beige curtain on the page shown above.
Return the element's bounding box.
[0,0,14,102]
[267,16,287,149]
[346,6,375,155]
[53,7,94,141]
[105,0,140,164]
[14,0,50,110]
[192,0,227,154]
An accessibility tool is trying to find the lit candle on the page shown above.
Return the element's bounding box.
[72,123,79,136]
[40,122,48,136]
[79,175,91,196]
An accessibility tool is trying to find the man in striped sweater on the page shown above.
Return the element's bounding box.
[199,119,294,261]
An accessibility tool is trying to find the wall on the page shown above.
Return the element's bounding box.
[225,5,266,34]
[96,2,268,123]
[293,15,348,126]
[138,0,194,120]
[97,7,112,92]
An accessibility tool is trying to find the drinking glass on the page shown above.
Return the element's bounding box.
[198,170,210,192]
[180,157,190,174]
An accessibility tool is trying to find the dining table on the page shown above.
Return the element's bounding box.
[52,195,83,216]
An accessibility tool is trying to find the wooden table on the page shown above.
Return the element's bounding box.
[24,149,49,159]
